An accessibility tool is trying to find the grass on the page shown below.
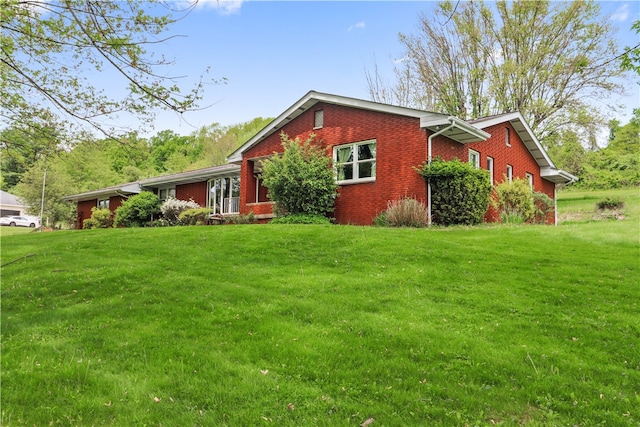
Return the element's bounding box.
[1,189,639,426]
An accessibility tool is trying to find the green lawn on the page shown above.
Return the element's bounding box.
[1,189,638,426]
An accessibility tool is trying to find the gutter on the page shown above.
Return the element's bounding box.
[426,123,455,226]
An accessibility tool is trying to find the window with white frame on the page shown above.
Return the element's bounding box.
[505,127,511,146]
[506,164,513,183]
[334,140,376,184]
[208,176,240,214]
[486,156,494,185]
[98,198,110,209]
[158,187,176,201]
[314,110,324,129]
[526,172,534,190]
[469,149,480,169]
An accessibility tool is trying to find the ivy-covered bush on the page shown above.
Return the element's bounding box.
[374,197,429,227]
[160,197,200,225]
[493,178,535,224]
[179,207,211,225]
[261,133,338,217]
[83,207,112,229]
[418,158,491,226]
[113,191,160,227]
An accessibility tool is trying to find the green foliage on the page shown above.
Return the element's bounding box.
[269,214,332,224]
[113,192,160,227]
[1,0,212,140]
[596,196,625,211]
[531,191,555,224]
[375,197,429,227]
[620,20,640,75]
[82,207,113,229]
[178,207,211,226]
[223,212,257,224]
[418,158,491,225]
[493,178,535,223]
[261,133,338,216]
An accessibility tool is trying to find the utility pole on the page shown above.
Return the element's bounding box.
[39,168,46,229]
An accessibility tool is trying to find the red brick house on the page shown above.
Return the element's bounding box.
[65,91,575,228]
[226,91,576,225]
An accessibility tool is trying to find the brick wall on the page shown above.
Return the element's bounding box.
[176,182,208,207]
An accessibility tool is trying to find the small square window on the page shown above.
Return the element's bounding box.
[314,110,324,129]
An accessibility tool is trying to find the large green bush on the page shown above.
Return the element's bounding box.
[418,158,491,225]
[83,207,112,229]
[113,192,160,227]
[260,133,338,217]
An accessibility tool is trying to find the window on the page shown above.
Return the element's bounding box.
[334,140,376,184]
[98,198,110,209]
[486,156,494,186]
[526,172,534,190]
[208,176,240,214]
[158,187,175,201]
[505,127,511,146]
[506,165,513,183]
[468,149,480,168]
[314,110,324,129]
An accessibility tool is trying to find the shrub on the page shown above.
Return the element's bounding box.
[113,192,160,227]
[376,197,428,227]
[179,207,211,226]
[160,197,200,225]
[493,178,535,223]
[531,192,555,224]
[223,212,257,224]
[418,158,491,226]
[596,196,625,211]
[260,133,338,217]
[83,207,112,229]
[269,213,332,224]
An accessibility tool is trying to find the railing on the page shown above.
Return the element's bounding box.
[223,197,240,214]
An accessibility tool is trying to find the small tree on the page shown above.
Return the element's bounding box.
[114,191,160,227]
[418,158,491,225]
[260,133,338,217]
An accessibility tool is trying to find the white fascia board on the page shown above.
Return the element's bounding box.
[541,167,579,184]
[474,112,556,169]
[63,183,142,202]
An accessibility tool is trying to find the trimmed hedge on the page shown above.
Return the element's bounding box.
[418,158,491,226]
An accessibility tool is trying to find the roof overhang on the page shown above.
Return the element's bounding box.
[420,116,490,143]
[540,167,579,184]
[63,182,142,203]
[227,90,448,163]
[139,164,240,188]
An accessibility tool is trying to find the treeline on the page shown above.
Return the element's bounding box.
[0,117,272,224]
[546,109,640,189]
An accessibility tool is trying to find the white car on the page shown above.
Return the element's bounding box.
[0,216,39,227]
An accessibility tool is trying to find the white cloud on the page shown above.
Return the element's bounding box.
[347,21,365,32]
[610,4,629,22]
[195,0,244,15]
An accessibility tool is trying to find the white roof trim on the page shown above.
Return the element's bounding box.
[421,116,490,143]
[471,112,556,169]
[227,90,448,163]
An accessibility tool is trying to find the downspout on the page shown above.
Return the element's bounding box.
[427,122,455,226]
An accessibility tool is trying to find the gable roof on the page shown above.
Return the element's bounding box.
[0,190,26,208]
[227,91,453,163]
[470,112,577,183]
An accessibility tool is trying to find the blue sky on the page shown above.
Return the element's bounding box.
[146,1,639,137]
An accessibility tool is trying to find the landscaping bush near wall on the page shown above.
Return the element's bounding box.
[113,192,160,227]
[82,207,112,229]
[179,207,211,225]
[160,197,200,225]
[418,158,491,226]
